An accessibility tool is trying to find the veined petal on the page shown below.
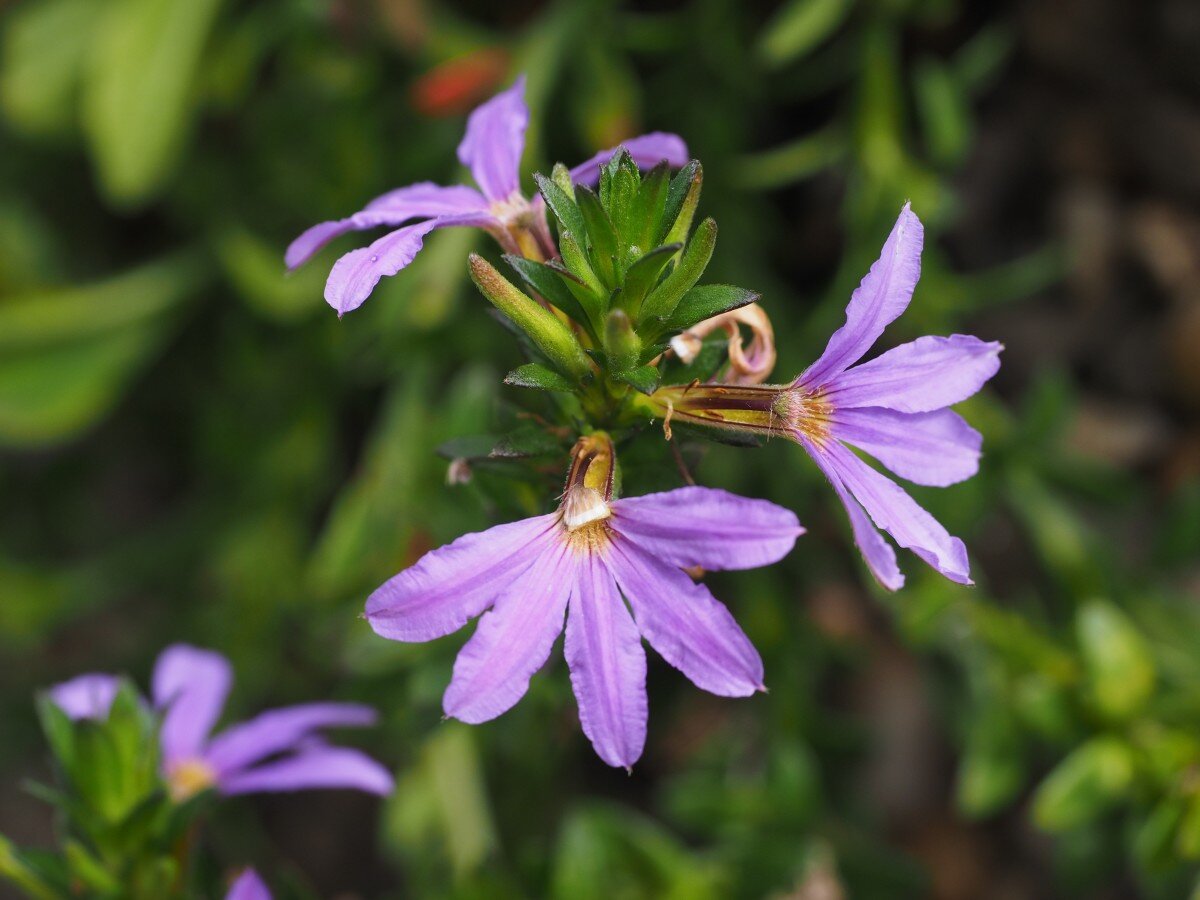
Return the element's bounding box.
[610,486,803,571]
[801,438,904,590]
[821,440,972,585]
[609,536,763,697]
[830,407,982,487]
[48,674,122,721]
[799,204,924,389]
[366,514,557,642]
[565,553,647,769]
[824,334,1002,413]
[284,182,490,270]
[457,76,529,202]
[226,869,271,900]
[567,133,690,187]
[323,220,442,316]
[153,645,233,764]
[218,743,393,796]
[205,703,377,776]
[442,540,576,724]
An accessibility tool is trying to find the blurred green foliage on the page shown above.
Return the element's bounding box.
[2,0,1197,897]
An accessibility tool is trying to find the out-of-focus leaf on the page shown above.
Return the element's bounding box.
[757,0,851,68]
[83,0,225,205]
[735,126,845,190]
[957,709,1027,818]
[0,834,58,900]
[215,227,324,323]
[913,57,971,166]
[1076,600,1156,721]
[0,0,101,138]
[1032,736,1136,832]
[505,363,576,392]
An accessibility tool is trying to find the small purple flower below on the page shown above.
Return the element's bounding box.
[783,203,1002,590]
[286,74,688,316]
[365,484,803,769]
[226,869,270,900]
[49,645,393,802]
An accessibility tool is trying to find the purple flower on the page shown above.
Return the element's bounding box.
[226,869,270,900]
[286,75,688,316]
[365,480,802,769]
[48,674,123,721]
[781,203,1002,590]
[50,645,393,801]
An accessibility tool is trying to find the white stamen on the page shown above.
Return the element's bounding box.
[561,486,611,532]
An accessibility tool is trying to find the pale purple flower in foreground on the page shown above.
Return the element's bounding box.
[780,203,1002,590]
[287,74,688,315]
[48,673,123,721]
[365,479,802,769]
[50,644,393,801]
[226,869,270,900]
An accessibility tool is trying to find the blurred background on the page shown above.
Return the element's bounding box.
[2,0,1199,897]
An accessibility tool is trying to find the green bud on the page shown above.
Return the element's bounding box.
[551,162,575,200]
[468,255,591,382]
[604,309,641,373]
[1032,736,1135,832]
[1076,600,1155,721]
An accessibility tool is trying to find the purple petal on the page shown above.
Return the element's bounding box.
[610,486,803,572]
[219,743,393,796]
[153,645,232,764]
[830,407,982,487]
[285,182,490,270]
[824,334,1002,413]
[799,204,924,389]
[323,220,440,316]
[565,553,647,769]
[801,438,904,590]
[457,76,529,202]
[226,869,271,900]
[442,540,576,724]
[205,703,378,776]
[608,536,764,697]
[48,674,122,721]
[567,133,690,186]
[819,440,972,585]
[366,514,558,642]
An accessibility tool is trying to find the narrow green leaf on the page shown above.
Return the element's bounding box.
[574,186,618,287]
[559,231,608,313]
[620,243,681,316]
[504,254,595,335]
[914,57,971,165]
[535,172,586,242]
[640,218,718,324]
[657,161,702,247]
[633,161,671,250]
[1076,601,1156,721]
[658,285,759,336]
[505,363,575,392]
[758,0,851,68]
[614,365,660,396]
[1032,737,1135,832]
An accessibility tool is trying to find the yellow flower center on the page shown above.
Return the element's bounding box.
[773,388,834,444]
[166,758,217,802]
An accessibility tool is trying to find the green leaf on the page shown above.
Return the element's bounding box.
[914,57,971,166]
[83,0,226,205]
[620,243,681,316]
[758,0,851,68]
[1076,600,1156,721]
[504,254,596,335]
[505,363,576,392]
[574,186,619,287]
[639,218,718,324]
[658,284,759,336]
[558,231,608,313]
[1032,737,1135,832]
[656,161,701,247]
[614,365,660,396]
[0,835,59,900]
[491,425,565,459]
[535,172,587,242]
[633,162,671,250]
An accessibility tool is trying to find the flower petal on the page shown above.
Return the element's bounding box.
[565,553,647,769]
[801,438,904,590]
[824,334,1002,413]
[799,204,924,389]
[610,486,803,571]
[442,540,576,724]
[153,644,233,763]
[48,674,122,721]
[608,536,763,697]
[205,703,378,776]
[323,220,439,316]
[567,133,690,186]
[284,182,490,270]
[830,407,982,487]
[366,514,557,642]
[457,76,529,201]
[820,440,972,585]
[226,869,271,900]
[218,744,393,796]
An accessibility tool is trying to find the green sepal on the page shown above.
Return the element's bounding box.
[657,161,702,246]
[613,365,661,395]
[574,186,619,287]
[468,255,591,382]
[534,172,586,242]
[505,363,576,393]
[669,420,768,448]
[639,218,717,324]
[657,284,759,336]
[503,255,596,337]
[620,243,681,317]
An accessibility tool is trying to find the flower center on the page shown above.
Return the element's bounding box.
[166,757,217,802]
[488,191,534,227]
[774,388,833,444]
